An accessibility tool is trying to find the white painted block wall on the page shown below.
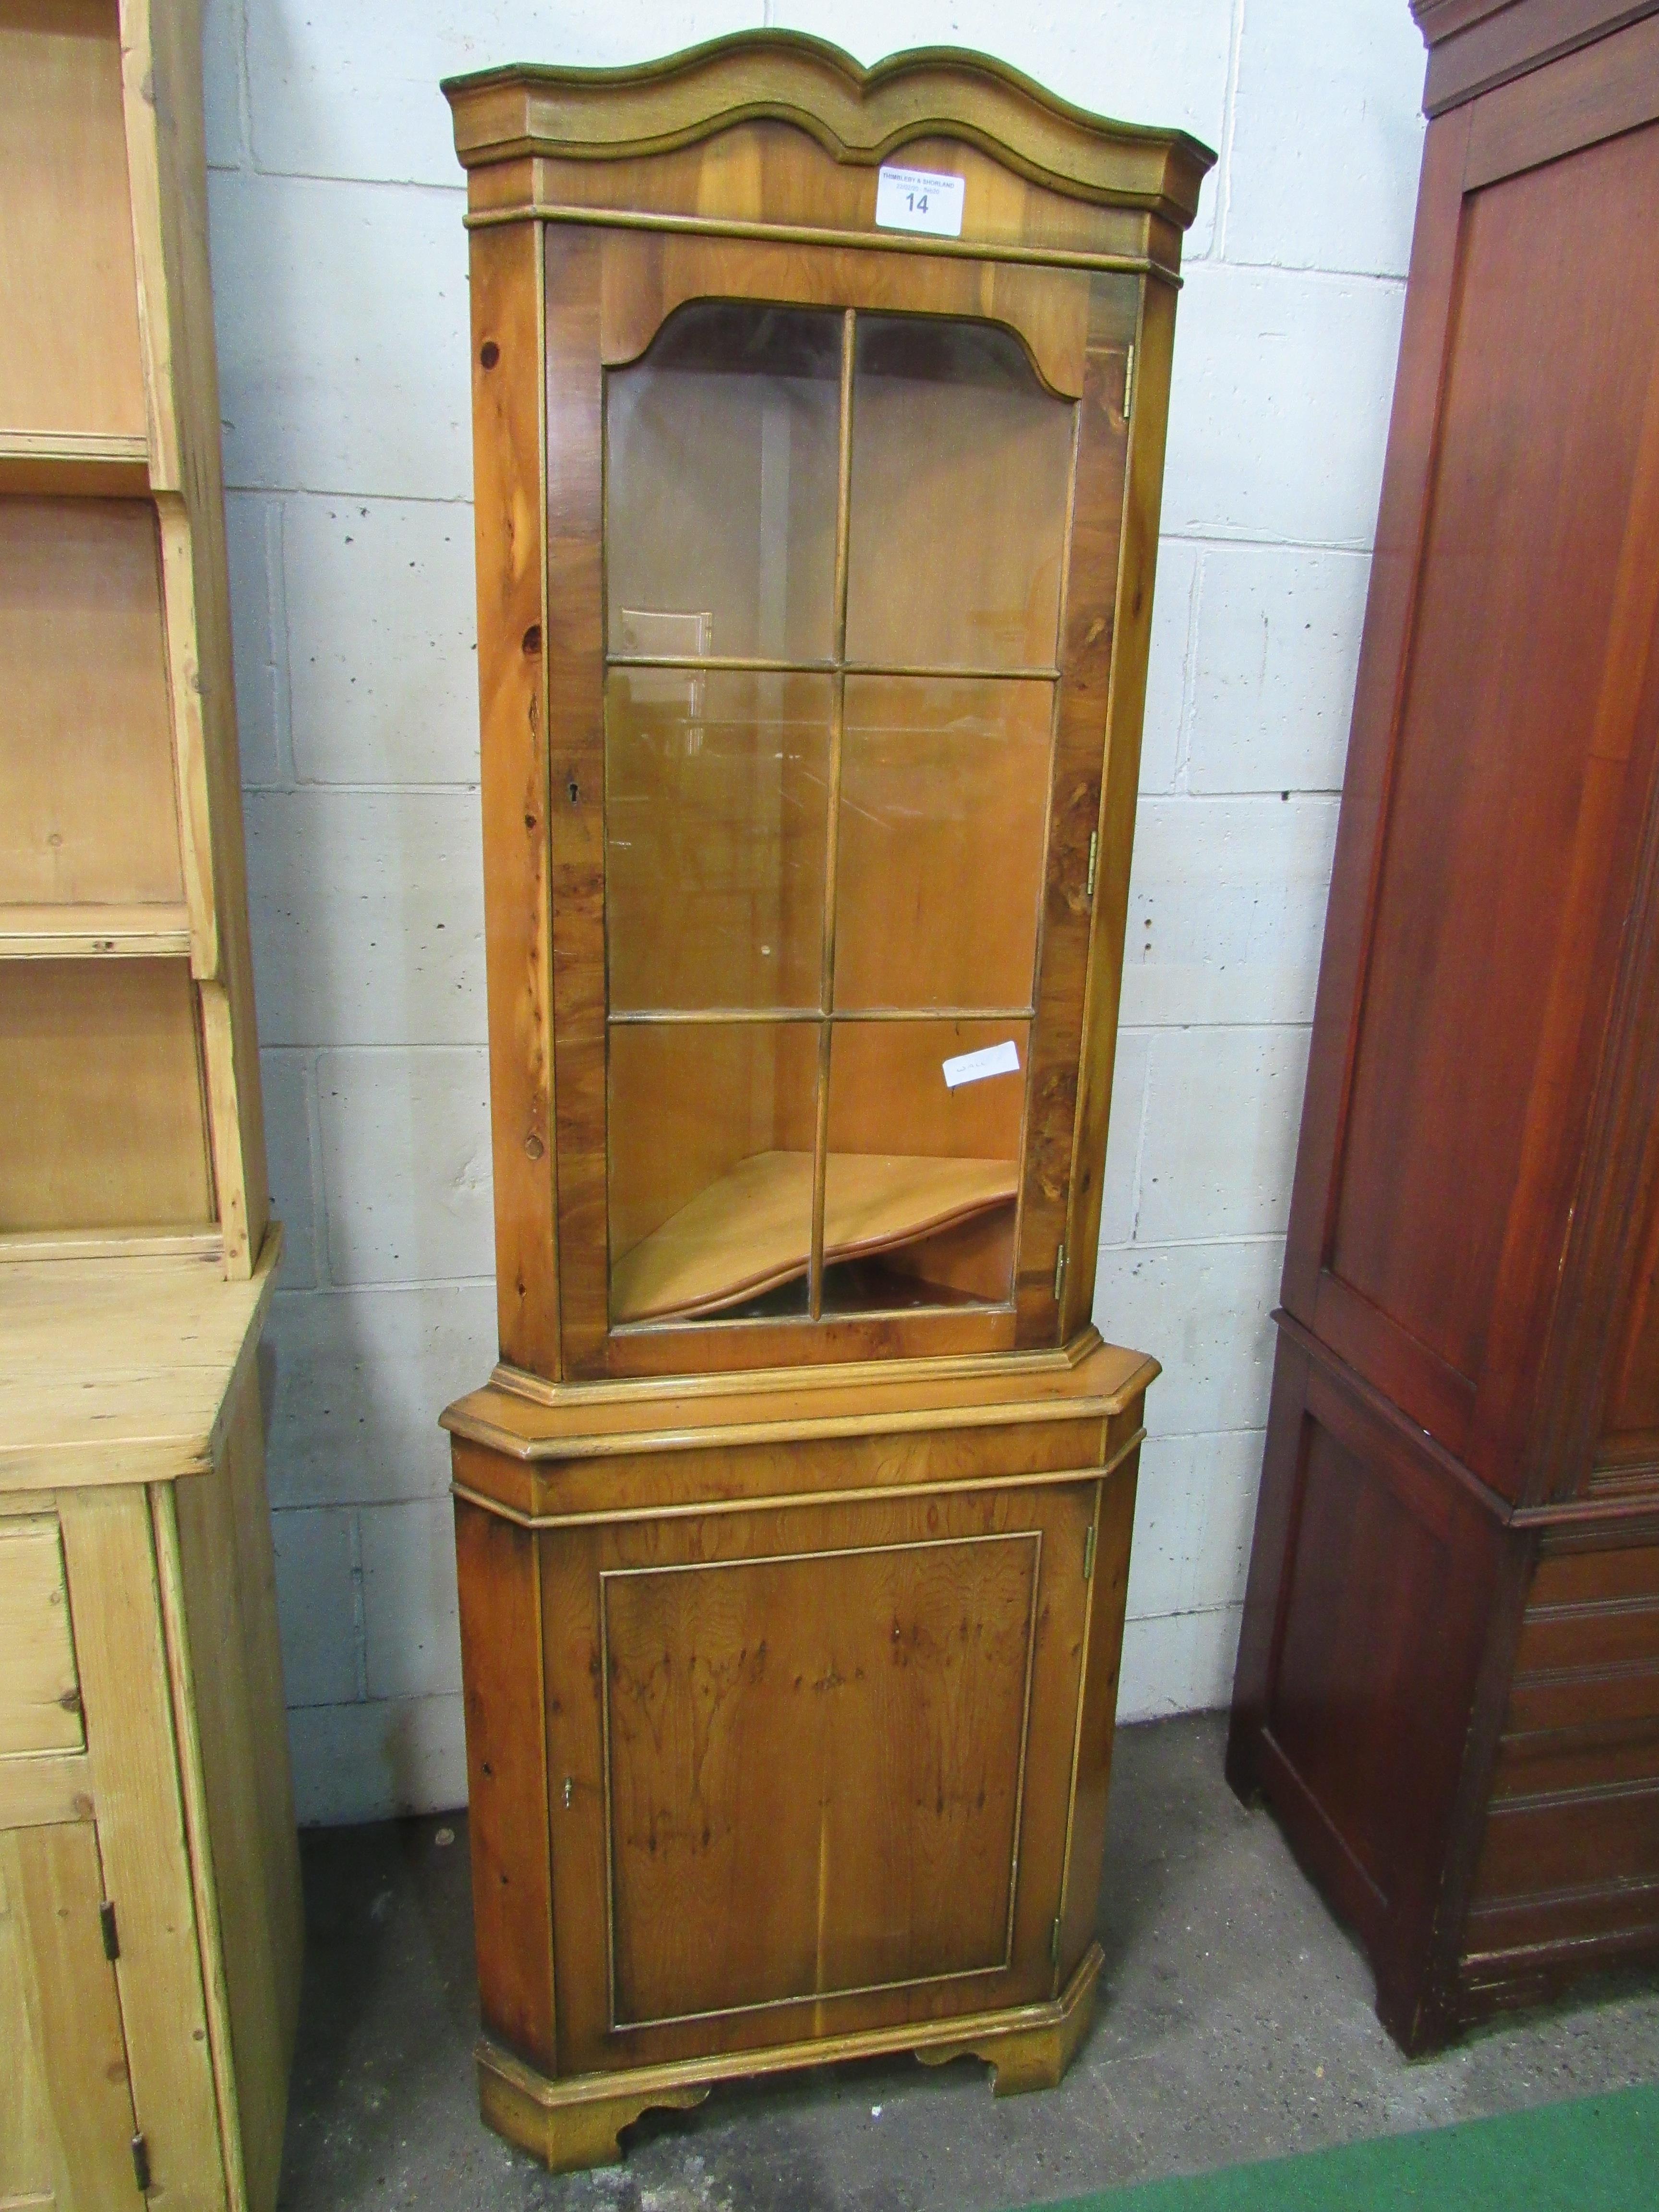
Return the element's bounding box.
[204,0,1427,1824]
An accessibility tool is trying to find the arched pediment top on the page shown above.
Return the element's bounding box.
[444,31,1215,228]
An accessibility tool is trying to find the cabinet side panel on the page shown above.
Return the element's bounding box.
[1056,1447,1139,1974]
[1246,1348,1501,2044]
[1325,121,1659,1476]
[1063,276,1172,1339]
[1015,278,1133,1344]
[455,1492,556,2070]
[170,1366,303,2212]
[129,0,270,1274]
[471,220,560,1377]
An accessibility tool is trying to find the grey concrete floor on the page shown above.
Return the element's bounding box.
[276,1713,1659,2211]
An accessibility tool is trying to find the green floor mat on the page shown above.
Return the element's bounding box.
[1037,2084,1659,2211]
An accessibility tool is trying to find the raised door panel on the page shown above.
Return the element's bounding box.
[541,1482,1095,2073]
[1312,115,1659,1489]
[0,1820,144,2212]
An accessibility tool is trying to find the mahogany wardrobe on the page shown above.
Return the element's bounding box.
[1229,0,1659,2052]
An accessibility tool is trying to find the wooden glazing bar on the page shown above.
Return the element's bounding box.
[1060,274,1176,1337]
[809,309,857,1322]
[606,1006,1035,1026]
[605,654,1060,680]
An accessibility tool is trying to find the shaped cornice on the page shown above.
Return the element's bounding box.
[444,31,1215,228]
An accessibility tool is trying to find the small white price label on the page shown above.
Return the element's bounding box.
[874,164,966,239]
[942,1039,1021,1090]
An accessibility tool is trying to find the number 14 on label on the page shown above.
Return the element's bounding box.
[874,165,966,239]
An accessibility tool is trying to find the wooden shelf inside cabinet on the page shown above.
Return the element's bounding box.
[613,1149,1019,1322]
[0,902,192,959]
[0,429,149,497]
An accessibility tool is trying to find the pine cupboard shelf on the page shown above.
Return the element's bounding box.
[443,31,1211,2174]
[0,5,300,2208]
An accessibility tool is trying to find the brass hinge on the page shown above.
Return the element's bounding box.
[1085,829,1098,902]
[1083,1523,1096,1583]
[100,1899,120,1961]
[131,2132,151,2195]
[1049,1916,1062,1966]
[1123,342,1136,421]
[1053,1242,1067,1306]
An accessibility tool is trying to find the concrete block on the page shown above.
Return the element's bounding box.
[283,494,480,785]
[224,493,287,788]
[360,1499,463,1703]
[1188,1429,1267,1612]
[263,1282,496,1508]
[1094,1235,1282,1439]
[1119,795,1340,1027]
[270,1506,360,1707]
[1117,1605,1241,1722]
[1187,544,1369,794]
[202,0,247,171]
[245,0,746,186]
[1163,263,1404,547]
[259,1049,320,1289]
[1141,536,1199,794]
[1226,0,1425,278]
[244,788,486,1048]
[1125,1435,1202,1623]
[286,1693,467,1825]
[1135,1024,1310,1243]
[1099,1028,1152,1249]
[316,1048,494,1285]
[209,169,470,501]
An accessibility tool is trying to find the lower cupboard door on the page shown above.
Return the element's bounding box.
[0,1821,144,2210]
[541,1482,1097,2070]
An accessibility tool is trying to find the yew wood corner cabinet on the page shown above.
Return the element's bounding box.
[439,34,1212,2171]
[1228,0,1659,2054]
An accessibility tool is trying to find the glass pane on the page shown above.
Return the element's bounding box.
[820,1019,1028,1313]
[844,317,1075,671]
[606,670,832,1012]
[605,303,842,663]
[834,675,1052,1011]
[609,1020,820,1324]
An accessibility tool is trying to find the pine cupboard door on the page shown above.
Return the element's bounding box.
[0,1821,145,2211]
[527,221,1142,1381]
[1282,39,1659,1503]
[539,1480,1098,2073]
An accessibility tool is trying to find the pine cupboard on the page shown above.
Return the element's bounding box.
[442,33,1211,2170]
[1228,0,1659,2053]
[0,2,300,2203]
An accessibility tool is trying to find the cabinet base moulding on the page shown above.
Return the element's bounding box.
[477,1941,1104,2173]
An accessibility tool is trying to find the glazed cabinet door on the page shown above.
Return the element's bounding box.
[517,223,1142,1380]
[539,1481,1098,2073]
